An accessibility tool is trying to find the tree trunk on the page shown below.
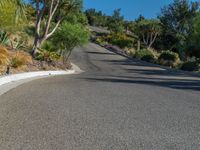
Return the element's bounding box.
[32,37,43,56]
[137,40,140,50]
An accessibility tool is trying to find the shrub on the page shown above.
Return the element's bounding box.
[181,60,199,71]
[158,50,180,67]
[0,30,10,45]
[135,49,156,63]
[36,50,60,63]
[124,47,136,57]
[11,51,32,68]
[106,33,134,49]
[95,37,107,45]
[41,41,56,52]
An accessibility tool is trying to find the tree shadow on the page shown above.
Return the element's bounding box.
[86,51,116,55]
[82,75,200,91]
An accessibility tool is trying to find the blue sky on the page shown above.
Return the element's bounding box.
[84,0,174,20]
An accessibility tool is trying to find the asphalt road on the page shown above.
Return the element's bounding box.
[0,43,200,150]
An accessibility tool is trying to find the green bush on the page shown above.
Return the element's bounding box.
[0,30,10,45]
[106,33,134,49]
[36,50,60,63]
[158,50,180,67]
[135,49,156,63]
[95,37,108,45]
[181,60,199,71]
[124,47,136,57]
[41,41,56,52]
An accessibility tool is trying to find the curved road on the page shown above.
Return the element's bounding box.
[0,43,200,150]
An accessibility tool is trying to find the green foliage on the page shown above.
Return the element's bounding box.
[105,33,134,49]
[85,9,108,27]
[181,59,199,71]
[0,0,26,31]
[0,30,10,45]
[36,50,60,63]
[187,12,200,58]
[158,50,180,67]
[11,39,25,50]
[135,49,156,63]
[134,19,162,48]
[41,41,56,52]
[95,37,108,46]
[52,22,89,62]
[159,0,199,58]
[107,9,124,33]
[124,48,136,57]
[66,11,88,26]
[37,41,60,62]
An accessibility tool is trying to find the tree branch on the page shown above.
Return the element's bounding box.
[46,18,62,39]
[44,0,60,38]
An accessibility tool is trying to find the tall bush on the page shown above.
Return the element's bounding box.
[52,22,89,63]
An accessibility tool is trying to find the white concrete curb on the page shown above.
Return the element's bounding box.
[0,70,75,86]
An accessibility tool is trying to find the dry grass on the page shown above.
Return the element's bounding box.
[10,51,33,69]
[0,45,33,74]
[0,46,9,73]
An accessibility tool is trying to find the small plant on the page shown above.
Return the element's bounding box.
[158,50,180,67]
[41,41,56,52]
[106,33,134,49]
[0,30,10,46]
[135,49,156,63]
[124,47,136,57]
[10,39,25,50]
[36,49,60,63]
[181,59,199,71]
[95,37,108,46]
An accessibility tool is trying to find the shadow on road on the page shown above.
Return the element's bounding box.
[78,44,200,91]
[82,58,200,91]
[83,75,200,91]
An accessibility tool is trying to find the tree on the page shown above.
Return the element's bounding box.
[30,0,82,56]
[107,9,124,33]
[52,22,89,63]
[135,19,162,49]
[85,9,108,27]
[187,12,200,58]
[159,0,199,59]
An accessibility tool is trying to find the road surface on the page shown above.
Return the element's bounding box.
[0,43,200,150]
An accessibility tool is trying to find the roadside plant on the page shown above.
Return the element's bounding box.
[11,51,32,68]
[0,30,10,46]
[36,50,60,63]
[135,49,156,63]
[158,50,180,67]
[52,22,89,64]
[181,58,200,71]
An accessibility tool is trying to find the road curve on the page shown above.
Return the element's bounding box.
[0,43,200,150]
